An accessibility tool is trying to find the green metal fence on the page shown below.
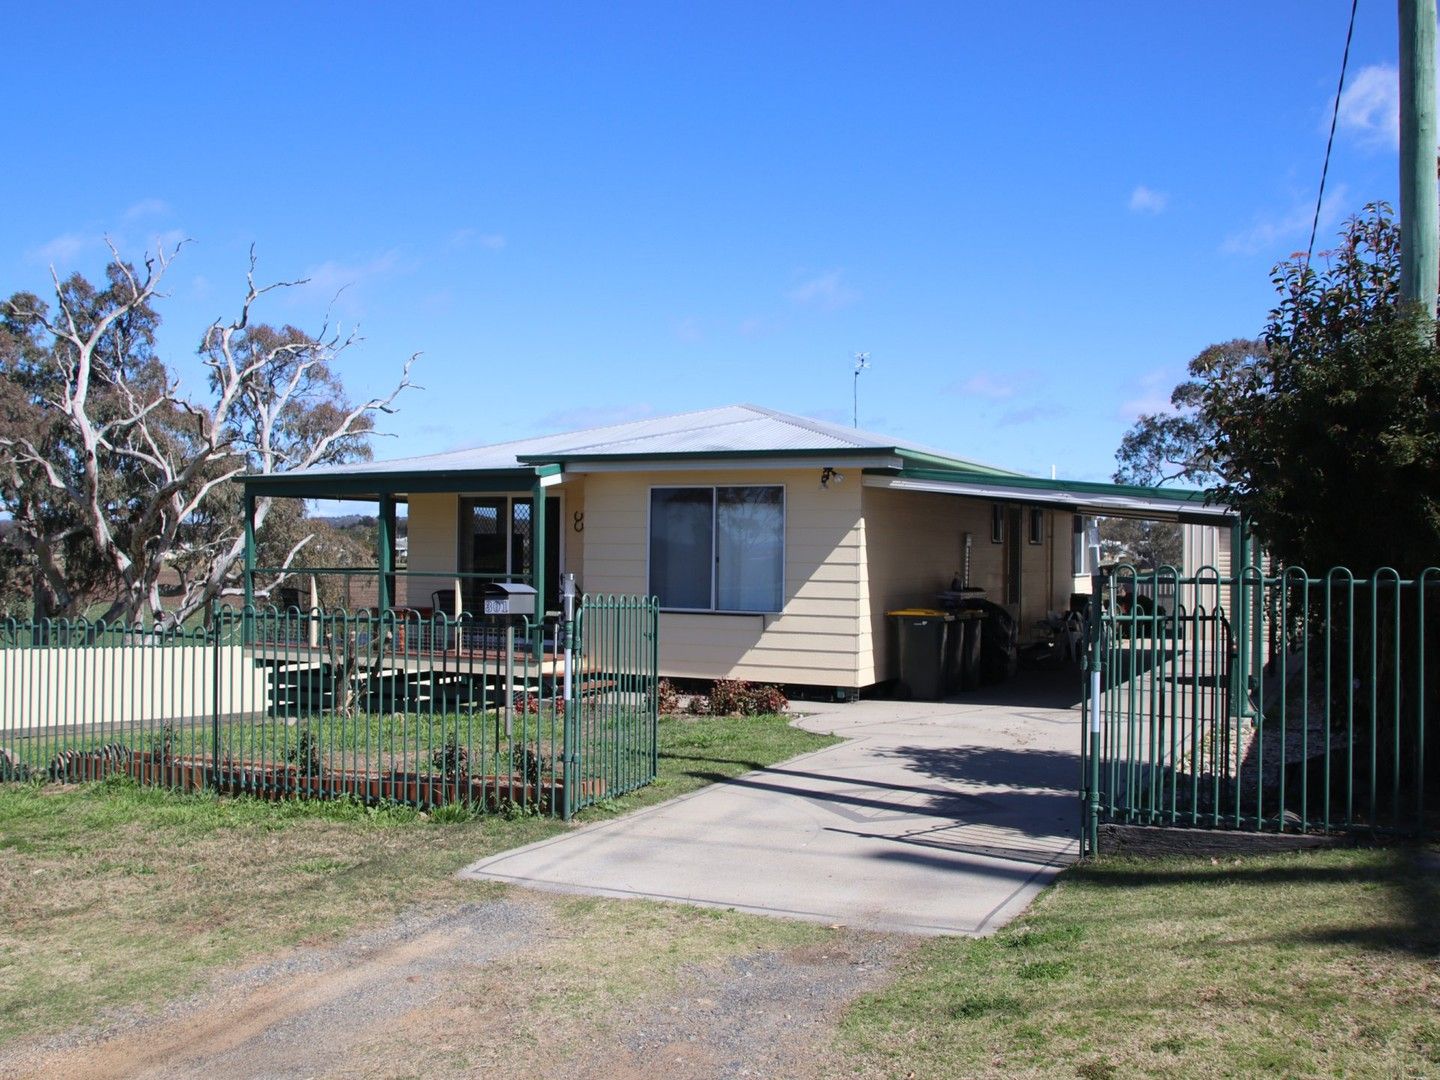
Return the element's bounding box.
[0,596,659,818]
[1081,565,1438,854]
[564,595,661,816]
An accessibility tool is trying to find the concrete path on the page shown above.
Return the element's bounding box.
[462,677,1081,936]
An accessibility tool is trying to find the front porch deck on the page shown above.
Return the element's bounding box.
[243,640,574,679]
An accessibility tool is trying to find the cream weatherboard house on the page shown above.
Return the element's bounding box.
[239,405,1231,695]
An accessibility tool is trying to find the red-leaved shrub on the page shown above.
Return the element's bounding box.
[704,679,788,716]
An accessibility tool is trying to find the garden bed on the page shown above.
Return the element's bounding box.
[49,748,605,811]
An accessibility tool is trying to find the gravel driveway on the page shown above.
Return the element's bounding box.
[0,892,902,1080]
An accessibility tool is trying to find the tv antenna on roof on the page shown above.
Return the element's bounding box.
[852,352,870,428]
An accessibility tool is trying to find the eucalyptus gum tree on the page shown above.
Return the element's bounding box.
[0,243,415,625]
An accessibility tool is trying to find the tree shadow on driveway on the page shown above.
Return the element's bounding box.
[684,738,1082,862]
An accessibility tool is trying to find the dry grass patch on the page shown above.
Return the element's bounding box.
[0,712,837,1046]
[0,782,535,1043]
[833,845,1440,1079]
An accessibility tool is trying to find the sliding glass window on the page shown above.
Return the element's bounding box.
[649,486,784,612]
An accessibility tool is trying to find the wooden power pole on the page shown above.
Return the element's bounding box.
[1400,0,1438,314]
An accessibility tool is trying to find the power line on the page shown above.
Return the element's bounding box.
[1306,0,1361,272]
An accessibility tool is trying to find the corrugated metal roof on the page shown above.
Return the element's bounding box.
[280,404,1025,478]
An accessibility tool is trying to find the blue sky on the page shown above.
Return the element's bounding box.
[0,2,1414,483]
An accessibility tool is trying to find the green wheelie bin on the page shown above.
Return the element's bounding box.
[887,608,954,700]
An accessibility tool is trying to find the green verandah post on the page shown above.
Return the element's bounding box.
[211,601,222,793]
[243,491,257,645]
[377,495,396,615]
[530,473,547,660]
[649,595,659,783]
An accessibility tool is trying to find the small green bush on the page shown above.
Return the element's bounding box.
[510,746,547,787]
[432,736,469,778]
[0,748,32,782]
[286,728,324,777]
[149,722,178,761]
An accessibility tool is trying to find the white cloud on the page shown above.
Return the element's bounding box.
[449,228,506,250]
[1118,369,1180,420]
[1221,182,1350,256]
[147,228,187,254]
[122,197,172,222]
[284,250,405,318]
[301,250,401,295]
[1128,185,1169,215]
[954,372,1023,399]
[28,233,90,265]
[1334,63,1399,150]
[997,404,1066,428]
[786,269,859,312]
[945,370,1039,399]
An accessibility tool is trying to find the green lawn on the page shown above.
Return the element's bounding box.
[0,711,837,1046]
[833,845,1440,1079]
[8,707,1435,1079]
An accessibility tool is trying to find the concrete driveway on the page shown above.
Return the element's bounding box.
[461,676,1081,936]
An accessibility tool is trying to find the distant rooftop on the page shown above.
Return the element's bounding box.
[283,403,1027,478]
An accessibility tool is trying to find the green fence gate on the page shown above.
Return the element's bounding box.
[1081,565,1438,855]
[0,595,659,819]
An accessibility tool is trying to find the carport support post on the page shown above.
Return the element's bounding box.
[1084,561,1105,858]
[1230,515,1257,721]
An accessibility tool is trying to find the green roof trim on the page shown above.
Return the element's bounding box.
[238,467,546,498]
[893,449,1027,478]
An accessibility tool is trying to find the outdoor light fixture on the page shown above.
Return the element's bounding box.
[820,467,845,489]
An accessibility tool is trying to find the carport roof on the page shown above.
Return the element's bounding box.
[866,470,1232,523]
